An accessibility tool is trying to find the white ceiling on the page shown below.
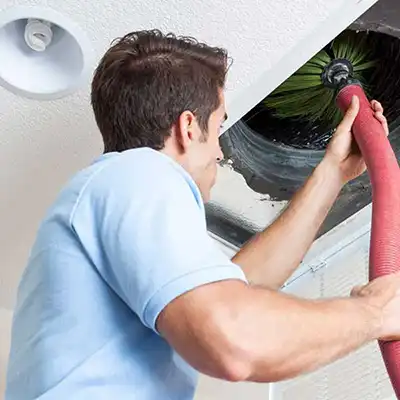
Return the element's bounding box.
[0,0,376,309]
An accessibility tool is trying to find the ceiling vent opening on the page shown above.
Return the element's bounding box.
[214,0,400,245]
[243,29,400,152]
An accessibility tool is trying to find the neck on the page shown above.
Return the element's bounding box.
[160,146,206,201]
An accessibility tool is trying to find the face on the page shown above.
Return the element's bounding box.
[186,91,226,202]
[164,90,227,202]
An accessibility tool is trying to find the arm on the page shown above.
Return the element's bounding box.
[233,97,388,289]
[233,158,341,289]
[157,275,400,383]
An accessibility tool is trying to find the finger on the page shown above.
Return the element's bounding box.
[337,95,360,132]
[374,112,389,136]
[375,111,386,124]
[371,100,384,113]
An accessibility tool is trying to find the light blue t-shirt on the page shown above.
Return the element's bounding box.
[6,148,247,400]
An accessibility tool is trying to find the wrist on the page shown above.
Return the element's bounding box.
[314,157,344,191]
[355,296,383,341]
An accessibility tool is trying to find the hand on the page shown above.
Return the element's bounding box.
[351,273,400,342]
[324,96,389,184]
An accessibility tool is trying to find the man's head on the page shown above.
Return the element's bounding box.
[91,29,229,202]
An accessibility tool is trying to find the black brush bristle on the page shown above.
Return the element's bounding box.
[263,31,376,128]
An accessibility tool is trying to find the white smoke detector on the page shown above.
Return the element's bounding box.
[0,6,93,100]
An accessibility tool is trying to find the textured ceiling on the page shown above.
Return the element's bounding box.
[0,0,370,309]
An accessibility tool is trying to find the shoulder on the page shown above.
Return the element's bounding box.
[70,148,204,224]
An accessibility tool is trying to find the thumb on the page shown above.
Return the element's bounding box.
[337,95,360,133]
[350,284,365,297]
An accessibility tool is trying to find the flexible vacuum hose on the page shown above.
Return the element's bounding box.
[337,84,400,398]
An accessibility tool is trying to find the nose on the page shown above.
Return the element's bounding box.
[216,147,224,163]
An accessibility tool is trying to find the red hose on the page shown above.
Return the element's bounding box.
[337,84,400,398]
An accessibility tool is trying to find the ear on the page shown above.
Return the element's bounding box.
[176,110,198,151]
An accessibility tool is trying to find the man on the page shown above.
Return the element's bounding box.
[6,29,400,400]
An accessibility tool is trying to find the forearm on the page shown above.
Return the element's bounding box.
[233,158,343,289]
[228,286,381,382]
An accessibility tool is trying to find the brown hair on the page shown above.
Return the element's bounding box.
[91,30,229,153]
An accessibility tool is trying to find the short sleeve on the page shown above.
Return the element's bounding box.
[70,152,247,333]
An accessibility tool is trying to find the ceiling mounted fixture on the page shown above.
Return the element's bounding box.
[0,6,93,100]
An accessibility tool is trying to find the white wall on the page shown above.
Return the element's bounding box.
[272,225,395,400]
[196,376,270,400]
[0,309,12,400]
